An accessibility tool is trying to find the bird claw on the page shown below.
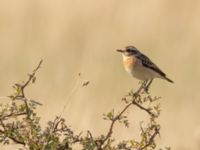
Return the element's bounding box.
[144,86,150,94]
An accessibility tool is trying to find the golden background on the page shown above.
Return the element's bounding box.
[0,0,200,149]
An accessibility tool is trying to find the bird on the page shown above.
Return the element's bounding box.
[116,45,173,91]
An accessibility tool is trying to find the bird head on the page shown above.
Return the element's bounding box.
[116,46,139,56]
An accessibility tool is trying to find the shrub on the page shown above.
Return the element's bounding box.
[0,60,170,150]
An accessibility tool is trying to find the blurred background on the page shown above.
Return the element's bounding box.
[0,0,200,149]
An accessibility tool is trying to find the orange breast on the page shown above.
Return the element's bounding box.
[123,56,137,71]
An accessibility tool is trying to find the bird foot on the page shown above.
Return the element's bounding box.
[144,86,150,94]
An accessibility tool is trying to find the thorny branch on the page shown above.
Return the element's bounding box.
[139,125,160,150]
[98,83,161,149]
[0,60,43,146]
[132,101,156,118]
[21,59,43,96]
[102,103,132,145]
[0,60,167,150]
[20,59,42,118]
[0,112,27,119]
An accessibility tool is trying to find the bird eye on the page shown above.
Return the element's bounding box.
[126,49,132,52]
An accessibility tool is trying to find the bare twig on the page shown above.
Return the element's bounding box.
[87,130,98,148]
[21,59,43,95]
[0,112,27,119]
[102,102,132,146]
[132,101,157,117]
[140,126,160,150]
[6,135,26,146]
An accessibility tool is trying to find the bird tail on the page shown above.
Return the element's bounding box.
[164,76,174,83]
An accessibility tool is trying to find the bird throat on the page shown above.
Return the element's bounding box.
[123,55,137,74]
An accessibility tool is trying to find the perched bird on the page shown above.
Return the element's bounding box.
[117,46,173,90]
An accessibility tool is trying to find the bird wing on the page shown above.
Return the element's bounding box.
[136,53,166,77]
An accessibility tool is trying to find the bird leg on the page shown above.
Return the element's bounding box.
[135,80,147,96]
[143,80,148,87]
[144,79,153,93]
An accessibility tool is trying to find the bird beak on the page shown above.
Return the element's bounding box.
[116,49,124,53]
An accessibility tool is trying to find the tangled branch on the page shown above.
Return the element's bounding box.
[0,60,169,150]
